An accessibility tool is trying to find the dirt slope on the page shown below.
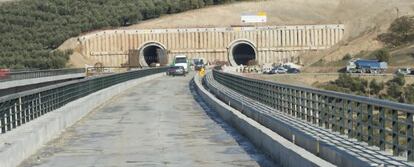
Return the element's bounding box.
[123,0,339,29]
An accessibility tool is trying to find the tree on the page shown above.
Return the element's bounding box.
[390,16,414,40]
[370,49,390,63]
[0,0,242,69]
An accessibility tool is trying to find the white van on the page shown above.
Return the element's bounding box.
[174,55,189,73]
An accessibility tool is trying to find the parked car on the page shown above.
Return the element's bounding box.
[396,68,412,75]
[166,66,186,76]
[270,67,288,74]
[287,68,301,74]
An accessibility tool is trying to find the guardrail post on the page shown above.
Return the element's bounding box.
[20,97,26,124]
[295,90,300,118]
[317,95,323,127]
[6,106,12,131]
[16,98,21,127]
[312,93,317,124]
[1,107,5,133]
[392,109,399,156]
[306,92,311,123]
[302,91,307,121]
[288,88,293,115]
[347,100,354,138]
[11,101,17,129]
[284,88,289,114]
[356,102,363,141]
[339,99,345,135]
[379,107,386,150]
[367,105,374,146]
[331,98,338,132]
[295,89,300,118]
[406,112,413,161]
[275,86,280,111]
[325,97,331,129]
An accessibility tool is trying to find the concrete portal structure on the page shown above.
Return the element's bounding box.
[78,25,345,66]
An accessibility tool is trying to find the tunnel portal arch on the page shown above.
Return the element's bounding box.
[138,42,167,67]
[228,40,257,66]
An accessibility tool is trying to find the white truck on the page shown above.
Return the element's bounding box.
[173,55,189,73]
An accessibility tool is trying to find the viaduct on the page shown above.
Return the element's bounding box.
[77,24,345,67]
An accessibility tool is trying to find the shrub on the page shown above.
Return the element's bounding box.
[387,82,404,102]
[387,74,406,86]
[404,84,414,104]
[332,74,368,95]
[342,53,352,60]
[377,33,402,47]
[369,79,384,95]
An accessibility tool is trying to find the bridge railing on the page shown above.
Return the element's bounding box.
[212,69,414,161]
[0,68,86,82]
[0,67,167,134]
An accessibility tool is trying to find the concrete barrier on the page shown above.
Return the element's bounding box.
[0,73,163,167]
[192,75,334,167]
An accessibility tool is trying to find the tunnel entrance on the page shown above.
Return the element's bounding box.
[143,46,162,65]
[228,41,257,66]
[138,43,167,67]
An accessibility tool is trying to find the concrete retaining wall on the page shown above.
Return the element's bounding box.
[77,25,345,66]
[0,73,163,167]
[192,75,334,167]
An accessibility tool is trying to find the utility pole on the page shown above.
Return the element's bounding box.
[395,7,400,19]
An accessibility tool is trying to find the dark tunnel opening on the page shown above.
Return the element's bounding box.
[143,45,164,66]
[232,43,256,65]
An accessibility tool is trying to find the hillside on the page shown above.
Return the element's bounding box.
[0,0,244,69]
[60,0,414,68]
[125,0,414,65]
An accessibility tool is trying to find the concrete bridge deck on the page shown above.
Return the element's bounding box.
[19,74,274,167]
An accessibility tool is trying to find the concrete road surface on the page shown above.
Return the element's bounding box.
[19,74,274,167]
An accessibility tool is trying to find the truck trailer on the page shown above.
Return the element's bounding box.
[346,59,388,73]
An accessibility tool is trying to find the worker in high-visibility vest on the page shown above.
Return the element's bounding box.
[199,67,205,77]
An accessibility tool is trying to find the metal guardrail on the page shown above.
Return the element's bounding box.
[0,67,167,134]
[212,69,414,161]
[0,68,86,82]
